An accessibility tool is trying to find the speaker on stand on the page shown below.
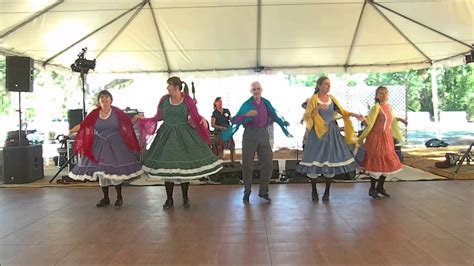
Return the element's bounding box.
[5,56,34,148]
[6,56,34,93]
[0,56,44,184]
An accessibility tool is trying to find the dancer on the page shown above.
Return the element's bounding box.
[211,97,235,161]
[358,86,407,199]
[296,76,363,202]
[137,77,222,209]
[69,90,143,207]
[222,81,292,203]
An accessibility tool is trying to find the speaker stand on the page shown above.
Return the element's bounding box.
[49,154,76,184]
[50,70,88,183]
[16,91,23,147]
[80,70,87,119]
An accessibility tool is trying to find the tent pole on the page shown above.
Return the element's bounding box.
[96,1,147,59]
[370,3,431,62]
[0,0,65,39]
[149,1,171,75]
[345,1,367,70]
[431,66,441,139]
[256,0,262,70]
[43,1,145,66]
[374,2,471,48]
[100,61,429,74]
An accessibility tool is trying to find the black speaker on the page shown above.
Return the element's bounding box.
[284,159,307,178]
[67,109,83,129]
[1,145,44,184]
[252,160,280,180]
[209,161,242,184]
[6,56,34,92]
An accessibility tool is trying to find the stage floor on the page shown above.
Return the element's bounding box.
[0,181,473,265]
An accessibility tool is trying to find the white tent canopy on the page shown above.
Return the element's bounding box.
[0,0,473,74]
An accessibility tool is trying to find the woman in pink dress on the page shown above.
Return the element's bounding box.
[358,86,407,199]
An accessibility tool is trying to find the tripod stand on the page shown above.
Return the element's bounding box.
[49,71,88,184]
[455,143,473,174]
[49,139,75,183]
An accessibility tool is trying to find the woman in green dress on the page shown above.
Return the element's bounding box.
[137,77,222,209]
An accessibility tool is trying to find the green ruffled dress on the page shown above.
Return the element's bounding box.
[143,98,222,182]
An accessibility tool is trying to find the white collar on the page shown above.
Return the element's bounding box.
[169,97,184,105]
[99,108,112,120]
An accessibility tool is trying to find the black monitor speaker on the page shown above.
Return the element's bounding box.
[67,109,84,129]
[1,145,44,184]
[6,56,34,92]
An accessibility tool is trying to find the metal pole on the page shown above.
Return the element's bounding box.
[149,1,171,75]
[431,66,441,139]
[18,91,22,147]
[345,1,367,69]
[404,82,408,143]
[81,72,86,119]
[0,0,65,39]
[43,1,144,66]
[370,3,431,62]
[373,2,471,49]
[256,0,262,70]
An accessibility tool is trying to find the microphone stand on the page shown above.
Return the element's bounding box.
[49,69,89,184]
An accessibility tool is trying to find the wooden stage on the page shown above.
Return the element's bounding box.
[0,181,472,265]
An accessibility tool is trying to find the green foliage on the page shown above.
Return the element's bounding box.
[0,92,10,114]
[364,71,409,86]
[0,56,4,91]
[347,80,357,87]
[51,70,66,86]
[25,107,36,120]
[87,79,134,106]
[364,65,473,119]
[104,79,134,91]
[286,73,325,87]
[286,64,474,120]
[365,69,434,114]
[437,65,474,119]
[0,56,10,115]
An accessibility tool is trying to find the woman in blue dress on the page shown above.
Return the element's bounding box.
[296,76,363,201]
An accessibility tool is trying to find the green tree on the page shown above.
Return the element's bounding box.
[405,69,433,116]
[104,79,133,91]
[0,56,10,115]
[437,65,474,119]
[87,78,134,107]
[347,80,357,87]
[286,73,325,87]
[364,69,434,116]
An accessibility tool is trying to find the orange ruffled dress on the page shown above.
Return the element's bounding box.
[361,103,402,175]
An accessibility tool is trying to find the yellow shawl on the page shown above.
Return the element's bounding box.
[357,103,404,144]
[304,94,356,144]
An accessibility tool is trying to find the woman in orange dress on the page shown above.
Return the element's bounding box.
[358,86,407,199]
